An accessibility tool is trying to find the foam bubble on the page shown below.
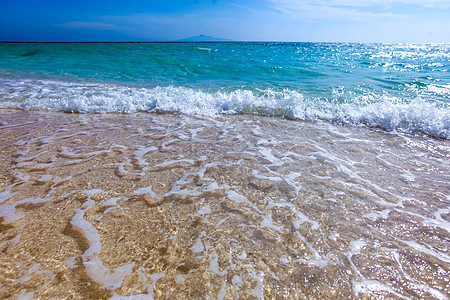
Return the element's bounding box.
[197,204,211,215]
[209,250,227,276]
[352,279,408,299]
[249,270,265,299]
[190,238,204,253]
[1,79,448,138]
[260,213,284,232]
[71,189,135,290]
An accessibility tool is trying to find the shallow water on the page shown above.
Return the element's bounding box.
[0,109,448,299]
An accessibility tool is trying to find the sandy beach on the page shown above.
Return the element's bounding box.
[0,108,448,298]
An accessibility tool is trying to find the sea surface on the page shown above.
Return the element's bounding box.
[0,43,449,299]
[0,42,449,138]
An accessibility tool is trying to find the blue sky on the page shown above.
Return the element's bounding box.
[1,0,449,42]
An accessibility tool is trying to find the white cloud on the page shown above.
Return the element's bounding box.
[268,0,450,21]
[59,21,124,30]
[299,0,450,8]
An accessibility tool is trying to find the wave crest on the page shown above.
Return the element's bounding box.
[1,79,449,138]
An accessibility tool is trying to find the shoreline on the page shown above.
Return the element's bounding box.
[0,109,449,298]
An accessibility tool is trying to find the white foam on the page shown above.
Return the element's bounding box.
[215,216,230,228]
[266,198,319,230]
[189,127,203,139]
[134,146,158,166]
[114,272,165,300]
[37,174,52,182]
[160,139,179,150]
[16,161,34,167]
[52,175,72,185]
[12,263,55,285]
[328,233,340,241]
[401,170,416,182]
[217,280,227,300]
[148,273,165,298]
[423,208,450,232]
[0,185,17,205]
[280,255,290,264]
[343,239,367,278]
[401,239,450,264]
[1,196,49,222]
[60,147,77,157]
[0,233,22,249]
[347,240,366,255]
[251,125,264,137]
[203,181,226,193]
[17,149,49,161]
[237,250,247,260]
[103,197,122,206]
[232,275,244,289]
[249,270,265,299]
[65,256,78,269]
[2,79,447,138]
[17,290,34,300]
[209,250,227,276]
[362,209,392,221]
[86,148,112,158]
[71,189,135,290]
[390,250,448,300]
[190,239,204,253]
[227,190,253,207]
[197,204,211,215]
[154,159,195,168]
[133,185,157,198]
[294,231,331,268]
[260,213,284,232]
[283,171,303,194]
[0,121,36,129]
[352,279,408,299]
[175,274,186,284]
[252,170,282,182]
[258,147,283,166]
[197,161,219,178]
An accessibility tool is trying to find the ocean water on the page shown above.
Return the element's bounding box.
[0,42,449,138]
[0,43,449,299]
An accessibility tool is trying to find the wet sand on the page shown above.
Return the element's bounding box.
[0,108,449,299]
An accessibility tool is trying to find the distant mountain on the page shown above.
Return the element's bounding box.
[176,34,229,42]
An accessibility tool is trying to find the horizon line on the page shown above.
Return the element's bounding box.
[1,41,449,44]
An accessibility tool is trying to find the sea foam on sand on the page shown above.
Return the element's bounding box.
[0,109,449,299]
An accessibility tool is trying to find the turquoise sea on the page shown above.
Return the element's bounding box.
[0,42,449,138]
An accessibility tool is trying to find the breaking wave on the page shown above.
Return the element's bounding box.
[1,79,449,138]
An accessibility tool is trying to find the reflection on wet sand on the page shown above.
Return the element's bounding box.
[0,109,449,299]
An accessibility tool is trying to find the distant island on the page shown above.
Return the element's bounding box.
[176,34,229,42]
